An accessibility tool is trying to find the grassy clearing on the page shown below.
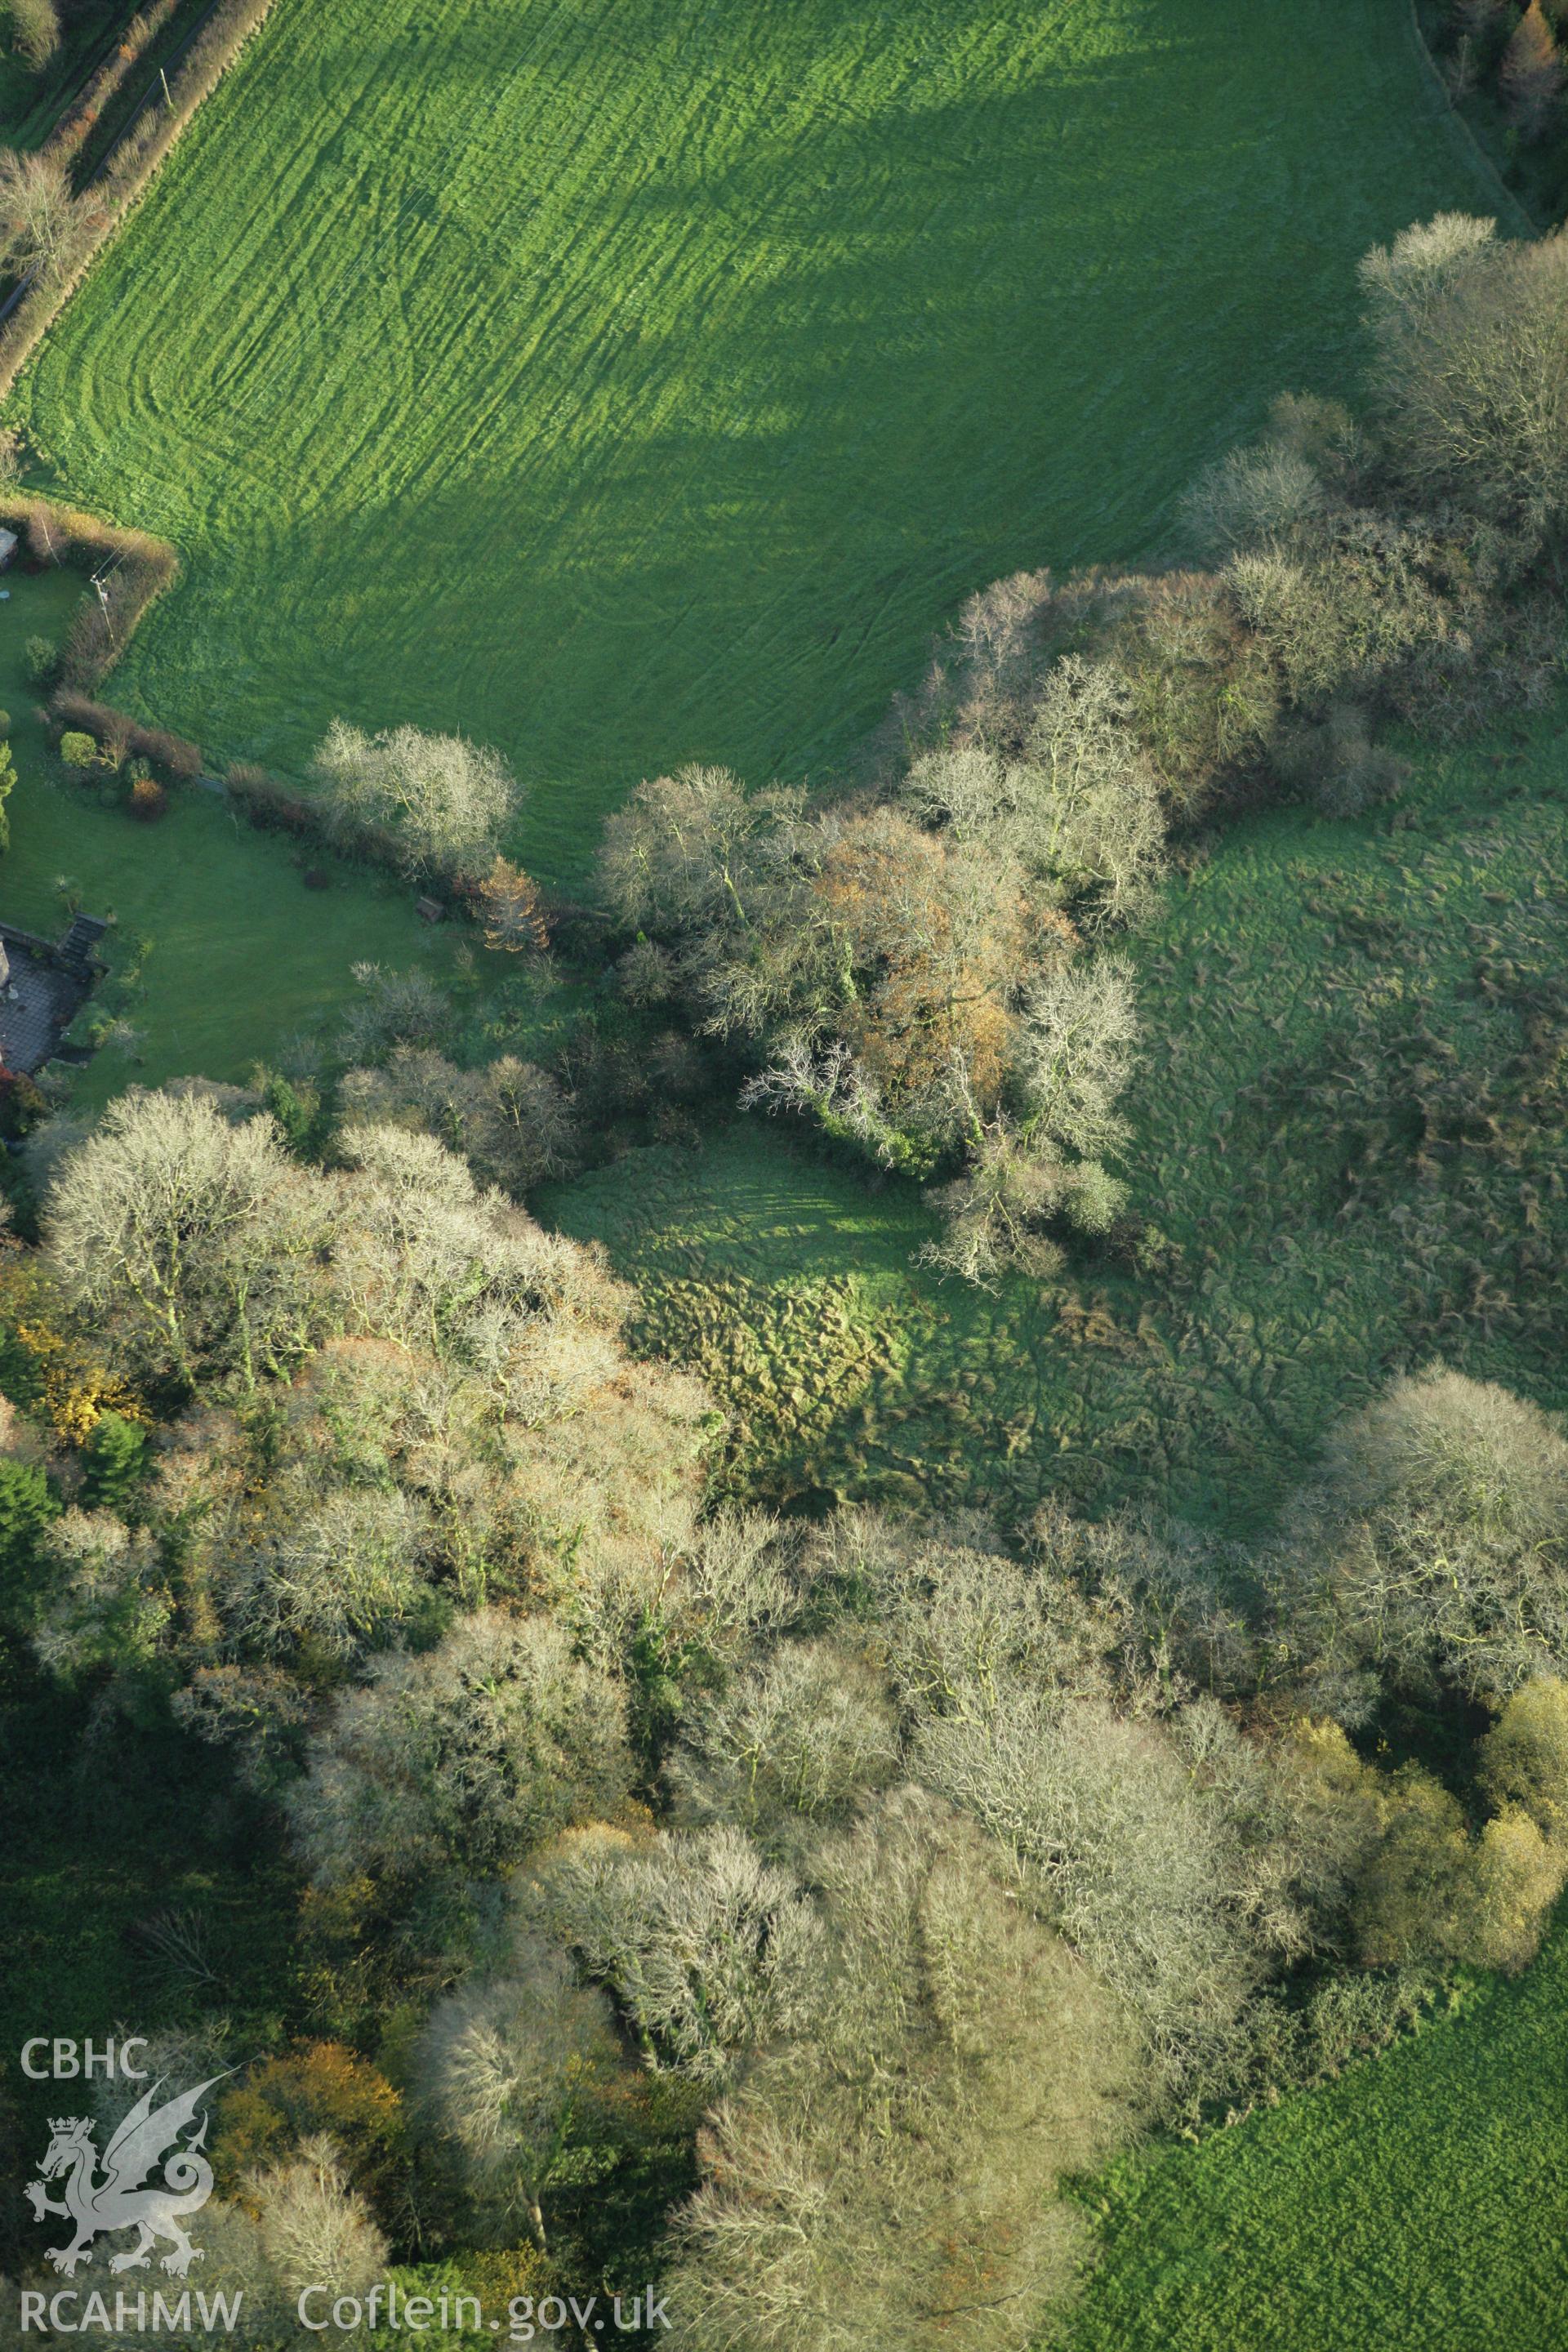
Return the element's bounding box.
[544,697,1568,2345]
[1062,1918,1568,2352]
[0,568,468,1106]
[11,0,1495,885]
[546,701,1568,1534]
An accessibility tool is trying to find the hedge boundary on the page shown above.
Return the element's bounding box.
[0,491,179,688]
[47,688,203,779]
[0,0,283,403]
[1401,0,1537,238]
[44,0,184,176]
[225,762,432,880]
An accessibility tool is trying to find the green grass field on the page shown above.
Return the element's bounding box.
[0,568,466,1106]
[10,0,1505,883]
[1062,1923,1568,2352]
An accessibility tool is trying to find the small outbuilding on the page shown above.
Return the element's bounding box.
[0,529,17,571]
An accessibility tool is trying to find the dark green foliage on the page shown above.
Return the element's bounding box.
[0,1071,45,1139]
[0,1452,57,1616]
[256,1066,324,1159]
[78,1408,148,1512]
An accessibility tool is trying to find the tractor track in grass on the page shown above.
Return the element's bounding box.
[11,0,1505,888]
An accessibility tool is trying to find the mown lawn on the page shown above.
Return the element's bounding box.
[1061,1921,1568,2352]
[11,0,1503,884]
[546,703,1568,1534]
[0,567,466,1106]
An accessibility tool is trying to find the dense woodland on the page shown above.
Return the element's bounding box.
[0,202,1564,2349]
[7,1084,1568,2348]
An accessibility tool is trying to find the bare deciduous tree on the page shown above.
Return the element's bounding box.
[339,1046,581,1195]
[669,1638,902,1845]
[415,1938,625,2253]
[1361,215,1568,553]
[248,2136,389,2304]
[313,721,519,880]
[1013,951,1138,1156]
[917,1119,1120,1288]
[524,1821,823,2079]
[288,1609,633,1885]
[1182,440,1326,558]
[663,1791,1140,2352]
[47,1089,327,1393]
[1274,1365,1568,1714]
[0,147,78,281]
[915,1686,1272,2101]
[1015,655,1168,926]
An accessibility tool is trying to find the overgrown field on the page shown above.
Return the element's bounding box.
[11,0,1502,883]
[547,700,1568,1535]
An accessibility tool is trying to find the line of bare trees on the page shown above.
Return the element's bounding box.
[0,0,287,401]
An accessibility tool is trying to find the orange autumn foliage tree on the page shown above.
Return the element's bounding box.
[812,808,1025,1120]
[1501,1,1565,137]
[214,2042,404,2203]
[475,855,549,954]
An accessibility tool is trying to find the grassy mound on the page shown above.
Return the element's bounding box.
[13,0,1496,883]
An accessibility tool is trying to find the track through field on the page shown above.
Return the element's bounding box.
[12,0,1499,880]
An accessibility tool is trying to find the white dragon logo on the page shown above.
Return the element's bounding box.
[24,2075,226,2278]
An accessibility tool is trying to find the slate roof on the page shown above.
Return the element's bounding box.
[0,918,106,1077]
[0,942,83,1075]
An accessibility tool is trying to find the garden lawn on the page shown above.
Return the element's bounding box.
[1062,1922,1568,2352]
[11,0,1506,884]
[546,703,1568,1535]
[0,568,466,1107]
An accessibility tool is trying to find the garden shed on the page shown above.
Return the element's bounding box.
[0,529,16,570]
